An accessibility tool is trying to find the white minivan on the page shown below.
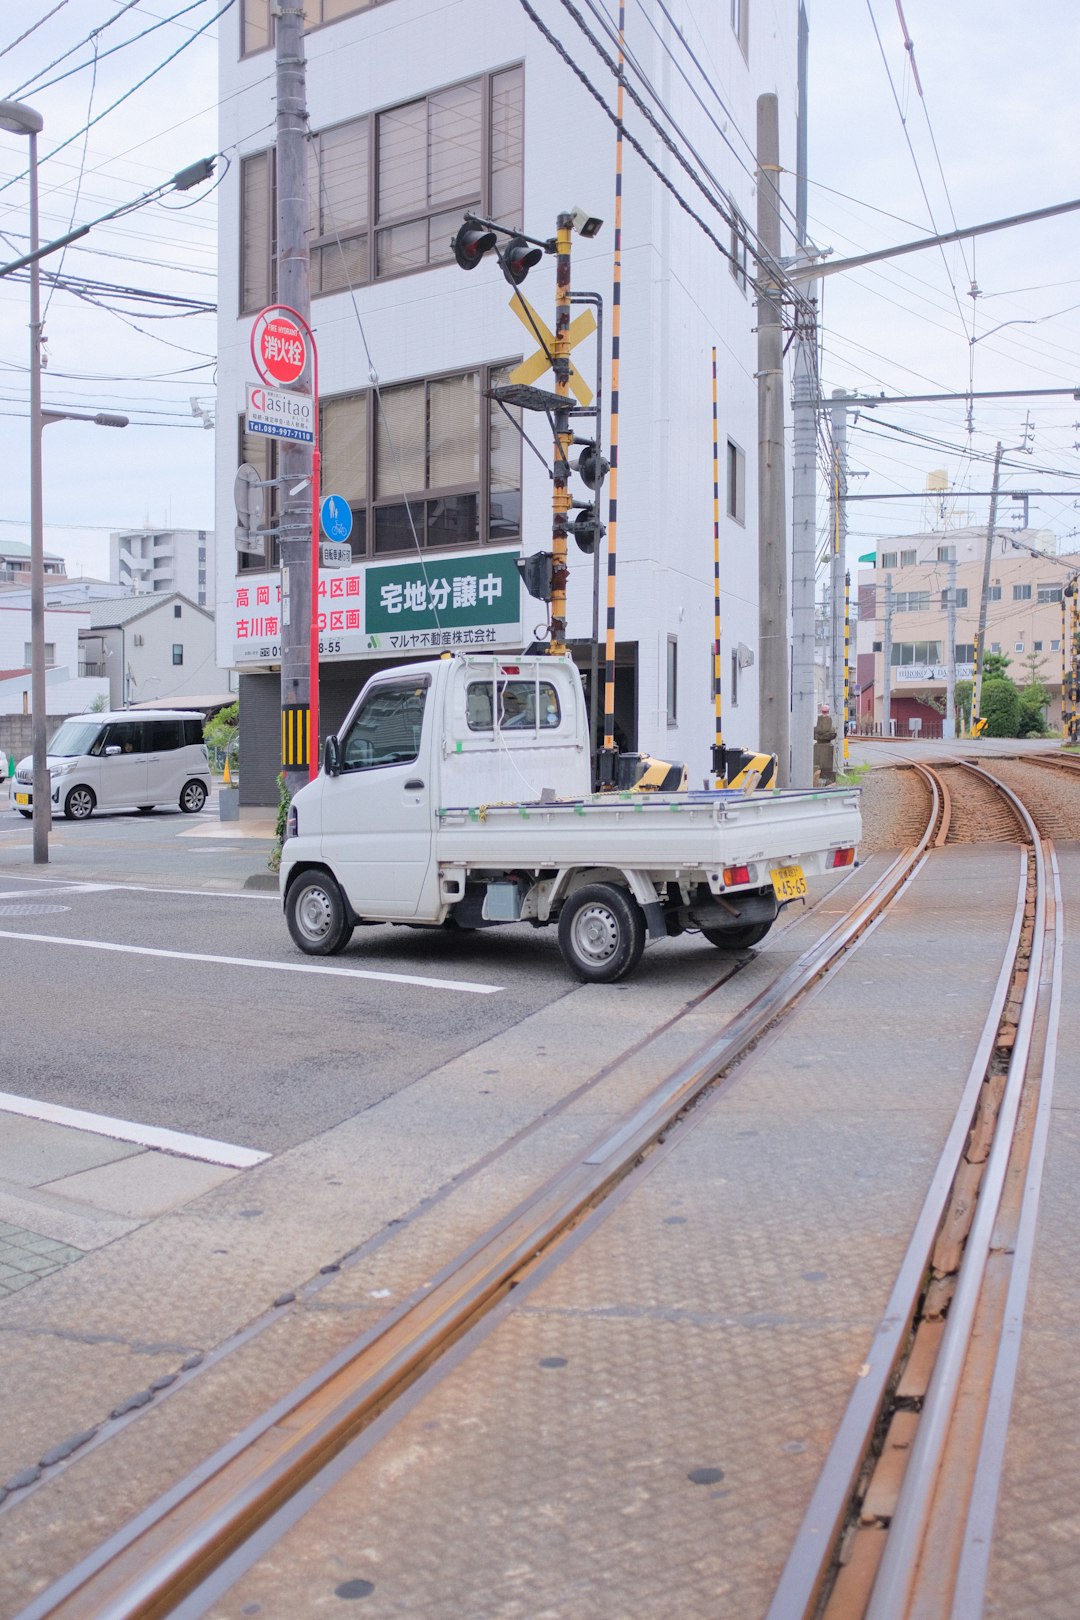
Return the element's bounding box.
[10,711,212,820]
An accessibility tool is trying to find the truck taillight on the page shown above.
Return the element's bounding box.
[722,864,751,887]
[829,847,855,868]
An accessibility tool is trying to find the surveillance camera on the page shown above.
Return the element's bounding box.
[570,206,603,238]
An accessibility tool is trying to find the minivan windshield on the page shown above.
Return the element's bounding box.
[48,720,103,758]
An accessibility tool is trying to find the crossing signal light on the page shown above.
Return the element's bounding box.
[570,504,605,554]
[574,442,610,490]
[453,221,497,270]
[516,550,554,602]
[501,235,544,285]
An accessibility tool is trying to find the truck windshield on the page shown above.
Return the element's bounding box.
[467,680,560,732]
[47,720,103,757]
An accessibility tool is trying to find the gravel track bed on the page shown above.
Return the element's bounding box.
[940,763,1026,844]
[973,756,1080,842]
[855,764,932,853]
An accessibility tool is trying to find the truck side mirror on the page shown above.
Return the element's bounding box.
[323,735,341,777]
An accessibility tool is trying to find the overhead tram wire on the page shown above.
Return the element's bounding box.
[4,0,144,95]
[9,0,218,100]
[0,0,74,64]
[514,0,815,322]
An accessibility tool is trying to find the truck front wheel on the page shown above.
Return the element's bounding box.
[286,871,354,956]
[558,883,646,983]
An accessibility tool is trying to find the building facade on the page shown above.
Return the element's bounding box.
[83,594,219,710]
[214,1,803,803]
[111,528,216,607]
[855,528,1078,734]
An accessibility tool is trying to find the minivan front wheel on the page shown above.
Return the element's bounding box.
[64,786,95,820]
[179,780,207,814]
[286,870,354,955]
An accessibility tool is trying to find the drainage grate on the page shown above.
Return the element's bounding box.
[0,903,71,916]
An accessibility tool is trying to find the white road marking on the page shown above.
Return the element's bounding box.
[0,1090,268,1169]
[0,928,502,994]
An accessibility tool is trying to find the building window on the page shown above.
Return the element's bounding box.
[666,635,678,724]
[900,548,917,566]
[240,68,523,309]
[729,209,749,293]
[238,360,521,573]
[988,584,1002,601]
[1034,640,1043,652]
[1038,583,1062,603]
[940,587,968,609]
[726,440,746,524]
[1052,638,1061,652]
[936,545,955,561]
[172,644,184,665]
[894,591,930,613]
[990,642,1001,653]
[174,604,182,618]
[954,643,976,662]
[242,0,384,57]
[1014,642,1025,652]
[890,641,942,665]
[1013,583,1032,601]
[24,641,55,665]
[730,0,749,58]
[880,551,897,569]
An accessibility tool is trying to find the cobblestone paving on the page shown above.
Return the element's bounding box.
[0,1222,83,1296]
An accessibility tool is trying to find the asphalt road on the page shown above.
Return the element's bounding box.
[0,799,742,1157]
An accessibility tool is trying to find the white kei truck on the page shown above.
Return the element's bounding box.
[280,653,861,983]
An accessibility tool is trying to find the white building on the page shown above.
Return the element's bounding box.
[0,602,107,717]
[83,594,220,710]
[111,528,216,607]
[215,1,803,803]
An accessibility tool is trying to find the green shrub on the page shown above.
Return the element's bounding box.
[981,678,1021,738]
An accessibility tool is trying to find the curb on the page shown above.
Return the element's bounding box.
[244,872,279,892]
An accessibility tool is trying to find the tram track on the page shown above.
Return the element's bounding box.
[13,796,952,1620]
[769,761,1064,1620]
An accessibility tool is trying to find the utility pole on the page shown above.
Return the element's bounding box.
[828,389,848,765]
[549,213,573,654]
[972,442,1004,731]
[756,93,789,783]
[881,572,894,737]
[275,0,313,799]
[789,296,818,787]
[944,552,957,739]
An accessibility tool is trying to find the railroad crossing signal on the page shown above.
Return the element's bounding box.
[507,293,595,406]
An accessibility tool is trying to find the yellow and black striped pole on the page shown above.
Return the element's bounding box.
[281,703,310,772]
[711,347,724,787]
[598,3,625,787]
[843,569,851,767]
[549,214,573,655]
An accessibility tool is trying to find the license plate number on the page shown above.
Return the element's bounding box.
[14,792,28,805]
[770,864,807,901]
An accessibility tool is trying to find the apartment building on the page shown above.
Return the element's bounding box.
[855,528,1078,734]
[111,528,216,607]
[214,0,803,803]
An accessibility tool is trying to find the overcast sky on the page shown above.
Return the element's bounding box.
[0,1,1077,583]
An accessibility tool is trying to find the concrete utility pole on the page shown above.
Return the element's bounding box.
[944,552,957,739]
[881,572,894,737]
[828,390,848,757]
[756,94,789,784]
[275,0,313,798]
[789,297,818,787]
[972,442,1004,729]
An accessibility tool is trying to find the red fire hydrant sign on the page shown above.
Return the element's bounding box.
[251,306,308,387]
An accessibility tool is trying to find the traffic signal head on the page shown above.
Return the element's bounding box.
[453,221,497,270]
[516,550,554,602]
[574,443,610,490]
[570,504,605,554]
[501,235,544,285]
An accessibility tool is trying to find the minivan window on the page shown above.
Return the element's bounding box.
[342,681,428,770]
[182,717,205,746]
[95,722,141,756]
[48,719,102,757]
[145,719,181,751]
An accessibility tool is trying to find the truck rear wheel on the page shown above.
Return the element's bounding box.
[700,919,772,950]
[558,883,646,983]
[286,870,354,956]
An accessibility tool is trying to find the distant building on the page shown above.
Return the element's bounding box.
[855,528,1077,735]
[82,594,221,709]
[0,539,65,588]
[110,528,216,607]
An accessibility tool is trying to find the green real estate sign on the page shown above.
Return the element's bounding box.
[364,549,522,653]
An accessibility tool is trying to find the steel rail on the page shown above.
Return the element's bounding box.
[765,763,1029,1620]
[865,767,1051,1620]
[19,813,936,1620]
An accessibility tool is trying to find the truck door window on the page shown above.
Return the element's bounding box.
[341,681,429,769]
[466,679,560,732]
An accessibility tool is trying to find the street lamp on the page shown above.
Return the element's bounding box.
[0,102,128,863]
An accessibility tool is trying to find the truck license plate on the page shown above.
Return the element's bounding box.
[14,792,28,806]
[770,864,807,901]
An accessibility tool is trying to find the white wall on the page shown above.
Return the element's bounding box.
[0,604,86,679]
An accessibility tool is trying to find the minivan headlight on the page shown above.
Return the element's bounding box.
[53,759,79,775]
